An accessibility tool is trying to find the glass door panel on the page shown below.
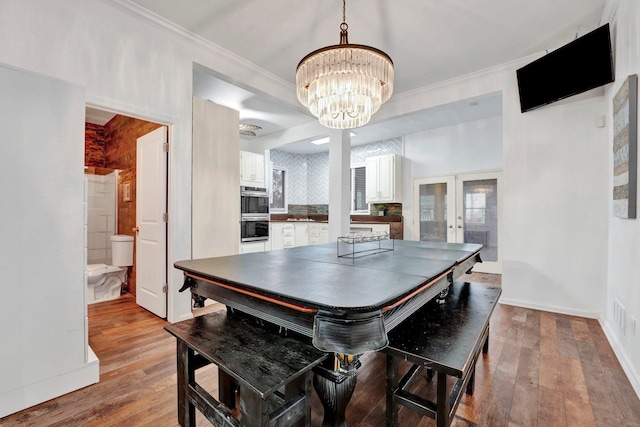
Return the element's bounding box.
[413,176,455,243]
[419,182,448,242]
[458,179,498,263]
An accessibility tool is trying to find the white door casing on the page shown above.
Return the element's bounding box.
[136,126,168,318]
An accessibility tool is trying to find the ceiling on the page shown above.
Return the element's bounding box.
[120,0,606,152]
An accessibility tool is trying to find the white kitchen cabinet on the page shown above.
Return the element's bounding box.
[282,224,295,248]
[365,154,402,203]
[239,241,266,253]
[240,150,265,187]
[269,222,284,250]
[293,223,308,247]
[309,223,329,245]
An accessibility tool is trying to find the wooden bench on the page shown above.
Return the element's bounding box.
[382,281,501,427]
[165,310,327,427]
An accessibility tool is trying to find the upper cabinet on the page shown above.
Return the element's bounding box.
[366,154,402,203]
[240,150,265,187]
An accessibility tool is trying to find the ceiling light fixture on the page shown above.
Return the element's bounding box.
[296,0,394,129]
[239,123,262,136]
[310,132,356,145]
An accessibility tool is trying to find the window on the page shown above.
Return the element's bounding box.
[271,168,286,211]
[351,166,367,212]
[464,193,486,224]
[420,195,435,221]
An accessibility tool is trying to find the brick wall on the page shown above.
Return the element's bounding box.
[85,123,106,168]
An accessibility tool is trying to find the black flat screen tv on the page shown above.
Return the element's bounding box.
[517,24,614,113]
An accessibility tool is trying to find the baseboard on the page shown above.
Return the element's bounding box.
[498,297,600,319]
[600,317,640,399]
[0,355,99,418]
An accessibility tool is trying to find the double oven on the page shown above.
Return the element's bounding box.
[240,186,269,242]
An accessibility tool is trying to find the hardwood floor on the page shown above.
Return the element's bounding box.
[2,274,640,426]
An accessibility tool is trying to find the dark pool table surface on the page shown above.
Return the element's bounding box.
[174,240,482,313]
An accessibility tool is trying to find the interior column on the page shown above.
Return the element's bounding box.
[328,129,351,241]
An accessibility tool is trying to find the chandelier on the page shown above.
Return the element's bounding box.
[295,0,394,129]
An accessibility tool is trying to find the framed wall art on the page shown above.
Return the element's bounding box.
[123,181,132,202]
[613,74,638,219]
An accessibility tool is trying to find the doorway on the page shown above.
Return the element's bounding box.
[412,170,502,274]
[84,108,169,318]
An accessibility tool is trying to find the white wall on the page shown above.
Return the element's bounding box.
[500,96,608,317]
[602,0,640,394]
[0,64,99,418]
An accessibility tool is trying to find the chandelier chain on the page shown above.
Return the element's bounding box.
[342,0,346,24]
[341,0,348,32]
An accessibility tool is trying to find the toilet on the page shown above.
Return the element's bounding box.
[86,234,134,304]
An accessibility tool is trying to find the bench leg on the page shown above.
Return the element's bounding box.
[426,367,434,382]
[483,328,490,354]
[177,340,196,427]
[436,371,450,427]
[385,355,399,427]
[239,387,269,427]
[466,367,476,396]
[219,370,237,410]
[283,372,312,427]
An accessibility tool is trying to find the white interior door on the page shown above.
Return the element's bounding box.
[136,126,167,317]
[413,171,502,274]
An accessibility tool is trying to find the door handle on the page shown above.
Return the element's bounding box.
[133,227,139,235]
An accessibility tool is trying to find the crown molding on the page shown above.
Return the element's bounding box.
[99,0,295,95]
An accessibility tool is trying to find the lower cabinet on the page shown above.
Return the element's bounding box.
[270,223,293,250]
[283,224,295,248]
[309,223,329,245]
[293,223,308,247]
[242,222,391,253]
[270,223,283,250]
[239,241,267,254]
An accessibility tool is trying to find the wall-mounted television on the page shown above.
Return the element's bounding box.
[517,24,614,113]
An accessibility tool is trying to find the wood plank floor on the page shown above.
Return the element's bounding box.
[2,274,640,426]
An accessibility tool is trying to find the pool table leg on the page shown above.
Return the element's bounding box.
[313,353,359,427]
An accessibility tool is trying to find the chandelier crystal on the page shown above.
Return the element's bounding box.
[296,0,394,129]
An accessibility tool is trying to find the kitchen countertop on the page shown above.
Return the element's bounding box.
[269,214,404,239]
[269,214,402,223]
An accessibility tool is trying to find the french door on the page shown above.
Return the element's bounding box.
[412,171,502,274]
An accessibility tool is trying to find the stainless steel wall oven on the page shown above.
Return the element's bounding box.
[241,186,269,215]
[241,186,269,242]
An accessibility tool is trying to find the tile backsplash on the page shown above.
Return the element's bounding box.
[270,137,403,206]
[288,204,329,215]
